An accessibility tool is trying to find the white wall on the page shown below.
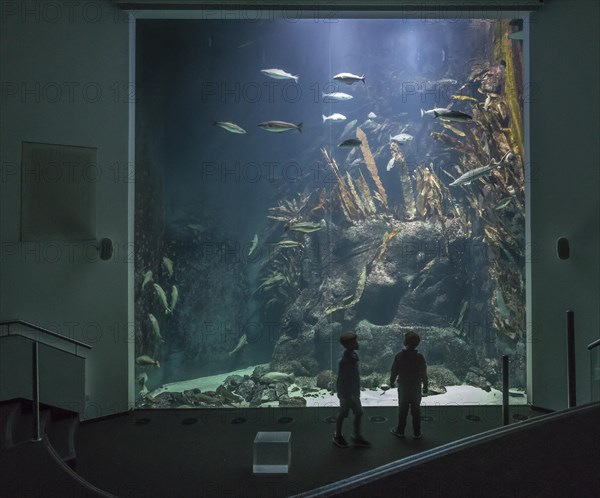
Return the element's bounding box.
[528,0,600,409]
[0,0,598,419]
[0,0,132,419]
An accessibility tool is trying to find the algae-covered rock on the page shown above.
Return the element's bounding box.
[278,396,307,407]
[316,370,335,390]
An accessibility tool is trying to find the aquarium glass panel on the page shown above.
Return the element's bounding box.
[135,17,527,409]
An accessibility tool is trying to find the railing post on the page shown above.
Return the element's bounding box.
[567,310,576,408]
[502,355,509,426]
[32,342,41,442]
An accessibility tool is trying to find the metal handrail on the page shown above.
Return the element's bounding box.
[0,319,91,442]
[0,319,92,349]
[588,338,600,351]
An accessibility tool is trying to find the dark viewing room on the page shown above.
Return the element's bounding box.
[0,1,598,497]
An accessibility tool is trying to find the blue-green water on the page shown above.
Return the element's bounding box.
[134,18,526,408]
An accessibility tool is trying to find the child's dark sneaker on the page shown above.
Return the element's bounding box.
[332,435,349,448]
[390,428,405,438]
[413,433,423,439]
[352,435,371,447]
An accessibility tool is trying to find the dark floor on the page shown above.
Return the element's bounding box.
[75,404,541,498]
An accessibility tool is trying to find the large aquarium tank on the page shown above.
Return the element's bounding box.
[134,16,526,409]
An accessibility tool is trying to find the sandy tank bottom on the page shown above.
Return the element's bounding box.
[147,364,527,408]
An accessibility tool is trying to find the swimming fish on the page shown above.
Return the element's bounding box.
[260,68,299,83]
[450,152,514,186]
[149,313,165,343]
[390,133,414,144]
[368,112,377,119]
[260,372,294,382]
[213,121,246,134]
[386,157,395,171]
[153,283,172,314]
[441,122,466,137]
[433,109,473,123]
[137,372,148,388]
[228,334,248,357]
[248,233,258,256]
[338,138,362,148]
[163,257,174,277]
[451,95,479,102]
[450,163,498,186]
[333,72,365,85]
[338,118,358,139]
[322,92,353,101]
[141,270,153,290]
[427,78,458,85]
[421,107,450,118]
[258,121,303,133]
[286,221,323,233]
[322,113,346,123]
[274,240,303,248]
[170,285,179,313]
[136,355,160,368]
[495,197,513,210]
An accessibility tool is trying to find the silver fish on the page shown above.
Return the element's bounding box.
[450,152,513,186]
[386,157,396,171]
[368,112,377,119]
[153,283,172,314]
[258,121,303,133]
[228,334,248,357]
[421,107,449,117]
[141,270,153,290]
[149,313,165,343]
[274,240,303,248]
[390,133,414,144]
[137,372,148,388]
[339,118,358,139]
[248,233,258,256]
[163,257,174,276]
[136,355,160,368]
[322,113,346,123]
[322,92,353,101]
[286,221,323,233]
[433,109,473,123]
[333,72,365,85]
[170,285,179,313]
[213,121,246,134]
[495,197,513,210]
[260,68,299,83]
[261,372,294,382]
[427,78,458,85]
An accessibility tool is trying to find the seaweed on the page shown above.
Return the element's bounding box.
[390,142,417,220]
[321,147,360,222]
[356,127,389,211]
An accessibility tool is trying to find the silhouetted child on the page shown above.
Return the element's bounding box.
[389,331,428,439]
[333,332,370,448]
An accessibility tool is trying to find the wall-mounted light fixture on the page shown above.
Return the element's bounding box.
[98,238,114,261]
[557,237,570,260]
